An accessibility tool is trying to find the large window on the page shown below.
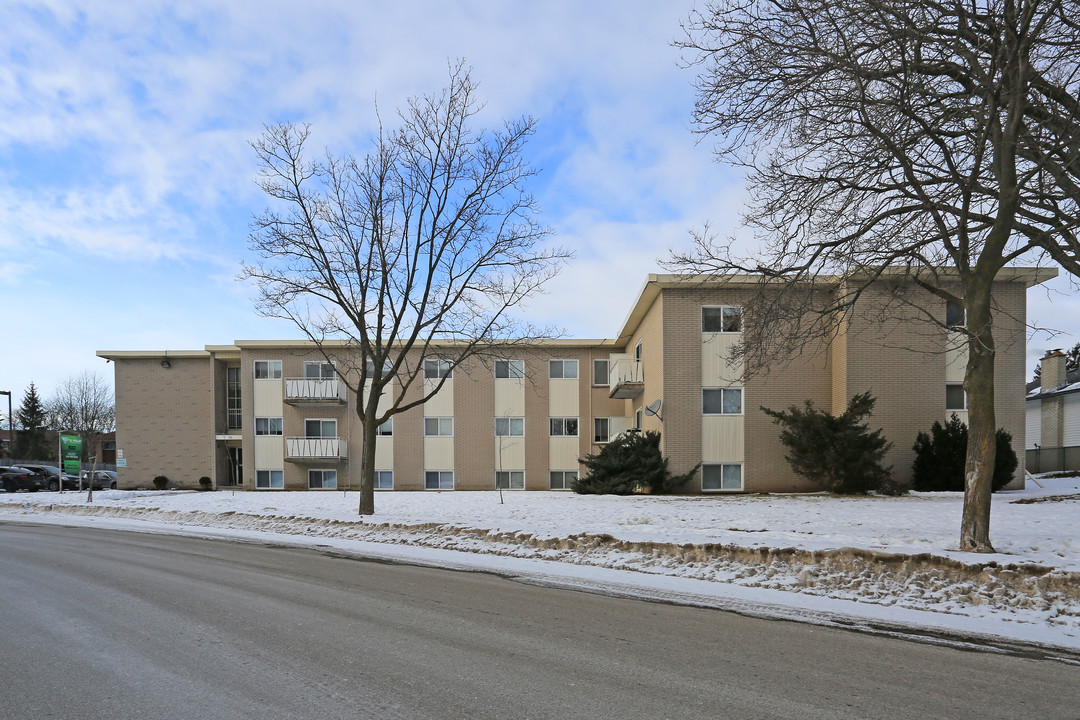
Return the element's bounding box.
[305,419,337,438]
[703,388,743,415]
[549,417,579,437]
[374,470,393,489]
[593,359,609,386]
[254,417,283,436]
[495,360,524,379]
[946,384,967,411]
[549,470,577,490]
[549,359,578,379]
[594,417,610,443]
[226,367,242,430]
[424,417,454,437]
[254,360,282,379]
[304,361,335,378]
[425,470,454,490]
[496,471,525,490]
[377,418,393,436]
[495,417,524,436]
[255,470,284,489]
[308,469,337,489]
[424,359,453,380]
[702,463,743,491]
[702,306,743,333]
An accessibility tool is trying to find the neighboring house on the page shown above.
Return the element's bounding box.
[1025,350,1080,473]
[98,270,1047,492]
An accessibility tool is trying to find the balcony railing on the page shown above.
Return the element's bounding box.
[284,377,347,404]
[608,358,644,399]
[286,437,347,461]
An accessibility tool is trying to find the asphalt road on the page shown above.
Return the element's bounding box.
[1,522,1077,720]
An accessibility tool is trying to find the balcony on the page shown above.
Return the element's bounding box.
[284,377,347,404]
[286,437,348,462]
[608,357,644,399]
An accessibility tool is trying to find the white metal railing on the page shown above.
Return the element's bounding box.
[284,377,346,402]
[609,357,643,387]
[286,437,347,459]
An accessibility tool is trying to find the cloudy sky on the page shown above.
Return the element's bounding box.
[1,1,1076,409]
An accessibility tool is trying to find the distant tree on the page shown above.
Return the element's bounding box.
[575,430,698,495]
[11,382,51,460]
[762,392,899,495]
[241,62,569,515]
[48,371,115,462]
[912,415,1019,493]
[1032,343,1080,383]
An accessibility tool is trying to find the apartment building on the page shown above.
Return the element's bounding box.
[1026,349,1080,473]
[99,270,1049,492]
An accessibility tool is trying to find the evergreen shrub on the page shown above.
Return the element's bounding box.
[911,414,1018,492]
[152,475,169,490]
[574,430,698,495]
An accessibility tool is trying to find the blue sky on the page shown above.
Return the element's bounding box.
[1,1,1076,407]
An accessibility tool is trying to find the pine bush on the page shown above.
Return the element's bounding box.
[574,430,697,495]
[153,475,169,490]
[911,414,1018,492]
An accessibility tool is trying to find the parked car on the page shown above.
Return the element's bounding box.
[1,466,47,493]
[79,470,118,490]
[18,464,81,491]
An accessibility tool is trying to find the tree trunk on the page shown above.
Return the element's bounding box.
[357,389,377,516]
[959,286,997,553]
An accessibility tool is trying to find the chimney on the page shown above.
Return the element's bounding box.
[1041,349,1067,392]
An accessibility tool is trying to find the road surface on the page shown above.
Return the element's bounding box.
[1,522,1076,719]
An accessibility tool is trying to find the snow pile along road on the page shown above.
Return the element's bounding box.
[2,476,1078,651]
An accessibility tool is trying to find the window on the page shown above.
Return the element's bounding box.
[549,417,579,437]
[424,359,452,380]
[549,470,577,490]
[377,418,393,436]
[635,408,643,430]
[365,358,393,377]
[635,340,642,361]
[594,417,610,443]
[593,359,609,386]
[424,417,454,437]
[702,463,743,491]
[308,469,337,489]
[374,470,393,489]
[946,384,967,411]
[549,359,578,379]
[305,419,337,438]
[495,417,524,436]
[425,470,454,490]
[227,367,242,430]
[495,360,524,379]
[304,361,335,379]
[255,417,283,436]
[703,388,743,415]
[946,301,966,329]
[702,306,743,333]
[496,471,524,490]
[254,360,282,379]
[255,470,284,489]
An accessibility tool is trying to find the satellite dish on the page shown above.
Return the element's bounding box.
[644,399,663,421]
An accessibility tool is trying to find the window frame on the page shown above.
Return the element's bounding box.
[304,418,337,438]
[303,360,335,379]
[424,470,454,490]
[701,463,744,492]
[548,359,578,379]
[374,470,394,490]
[946,301,966,329]
[594,417,610,444]
[549,417,580,437]
[946,383,968,411]
[308,468,338,490]
[424,417,454,437]
[494,359,525,379]
[423,359,453,380]
[254,360,282,380]
[593,359,609,386]
[226,366,242,430]
[255,469,284,489]
[495,417,525,437]
[703,387,744,415]
[376,418,393,436]
[254,417,283,436]
[549,470,578,490]
[495,470,525,490]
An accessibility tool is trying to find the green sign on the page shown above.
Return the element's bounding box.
[60,434,82,475]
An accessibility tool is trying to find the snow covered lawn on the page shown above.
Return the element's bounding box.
[3,475,1079,653]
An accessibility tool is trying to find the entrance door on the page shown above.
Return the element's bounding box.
[227,447,243,486]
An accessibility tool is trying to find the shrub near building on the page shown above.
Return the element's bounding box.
[911,415,1018,492]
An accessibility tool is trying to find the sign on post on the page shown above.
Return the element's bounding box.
[60,434,82,476]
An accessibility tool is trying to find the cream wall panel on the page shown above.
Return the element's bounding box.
[253,380,283,416]
[494,437,525,470]
[375,437,394,467]
[950,409,969,426]
[702,416,744,462]
[945,331,967,383]
[1064,394,1080,446]
[253,436,284,468]
[549,437,579,469]
[549,379,578,415]
[701,334,743,385]
[423,379,454,416]
[1025,402,1041,449]
[494,379,526,416]
[424,437,454,468]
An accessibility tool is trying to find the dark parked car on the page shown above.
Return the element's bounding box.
[79,470,118,490]
[1,466,47,493]
[18,464,80,491]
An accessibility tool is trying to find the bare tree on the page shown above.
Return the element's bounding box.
[241,62,570,515]
[674,0,1080,551]
[49,371,116,462]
